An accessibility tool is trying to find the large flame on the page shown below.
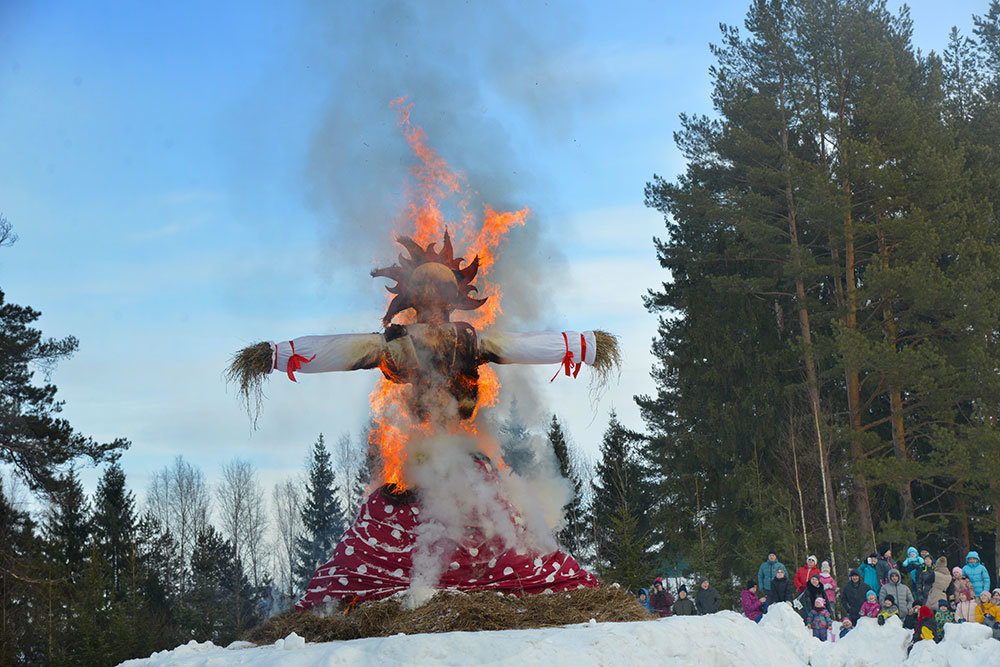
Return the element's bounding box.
[369,100,527,490]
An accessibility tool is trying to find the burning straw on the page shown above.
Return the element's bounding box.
[244,586,650,644]
[225,341,273,426]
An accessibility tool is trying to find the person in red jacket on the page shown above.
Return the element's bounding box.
[795,555,821,592]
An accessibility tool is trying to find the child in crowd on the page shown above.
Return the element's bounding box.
[877,594,899,625]
[673,585,696,616]
[637,588,653,614]
[934,599,954,641]
[956,589,977,623]
[741,581,765,622]
[806,597,832,641]
[974,590,1000,625]
[859,590,881,618]
[951,567,975,606]
[912,606,936,643]
[838,617,853,638]
[819,561,838,608]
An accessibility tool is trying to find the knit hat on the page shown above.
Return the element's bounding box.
[884,594,895,605]
[814,597,826,608]
[746,580,756,590]
[879,544,890,557]
[918,606,933,620]
[868,552,878,561]
[768,549,777,557]
[678,584,687,594]
[952,566,963,577]
[821,560,831,573]
[937,599,949,609]
[807,554,817,563]
[866,590,877,600]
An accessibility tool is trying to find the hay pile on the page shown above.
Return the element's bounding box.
[245,586,651,645]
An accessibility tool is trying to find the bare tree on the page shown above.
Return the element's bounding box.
[0,215,17,248]
[147,456,209,594]
[216,458,268,589]
[271,478,303,602]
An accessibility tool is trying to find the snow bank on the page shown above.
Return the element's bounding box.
[119,607,1000,667]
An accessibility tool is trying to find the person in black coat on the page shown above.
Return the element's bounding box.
[696,578,721,615]
[913,556,936,605]
[768,566,796,604]
[806,573,825,609]
[841,568,868,623]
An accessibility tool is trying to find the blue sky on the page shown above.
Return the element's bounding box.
[0,0,988,502]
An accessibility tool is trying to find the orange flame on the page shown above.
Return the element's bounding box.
[368,100,527,489]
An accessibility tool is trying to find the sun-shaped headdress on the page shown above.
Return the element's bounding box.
[371,230,487,326]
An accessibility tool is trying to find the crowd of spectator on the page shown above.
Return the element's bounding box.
[635,546,1000,646]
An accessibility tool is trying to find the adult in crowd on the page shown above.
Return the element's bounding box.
[695,578,720,615]
[879,568,915,616]
[650,578,674,617]
[819,561,838,608]
[767,566,795,605]
[913,554,936,605]
[673,585,696,616]
[950,566,975,605]
[794,555,820,592]
[859,553,880,593]
[875,545,896,588]
[757,550,784,597]
[841,568,867,624]
[926,556,951,609]
[803,573,825,611]
[637,588,653,614]
[963,551,991,598]
[741,581,765,622]
[974,590,1000,625]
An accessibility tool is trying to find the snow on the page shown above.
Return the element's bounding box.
[119,602,1000,667]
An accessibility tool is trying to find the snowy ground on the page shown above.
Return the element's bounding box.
[120,602,1000,666]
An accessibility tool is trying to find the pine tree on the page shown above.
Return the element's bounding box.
[590,412,651,588]
[93,462,137,596]
[546,415,588,558]
[0,477,47,665]
[294,434,346,590]
[183,525,256,645]
[499,398,534,475]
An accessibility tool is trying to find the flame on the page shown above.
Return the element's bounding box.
[368,100,527,490]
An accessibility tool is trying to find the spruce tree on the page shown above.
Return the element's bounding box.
[294,434,346,590]
[546,415,588,558]
[93,462,137,596]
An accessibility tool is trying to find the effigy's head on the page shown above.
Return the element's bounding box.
[372,230,487,326]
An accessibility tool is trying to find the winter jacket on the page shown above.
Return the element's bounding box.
[901,547,922,585]
[963,551,991,597]
[878,604,900,623]
[637,588,654,614]
[767,575,796,604]
[926,557,951,609]
[934,609,954,640]
[859,562,880,593]
[913,565,935,605]
[951,576,975,604]
[805,579,825,610]
[859,599,881,618]
[913,617,936,643]
[841,573,868,621]
[741,589,764,621]
[758,559,785,592]
[651,587,674,617]
[794,564,820,592]
[879,569,915,614]
[875,555,896,587]
[696,585,721,615]
[974,600,1000,625]
[673,595,697,616]
[806,608,832,631]
[955,599,976,623]
[819,572,838,606]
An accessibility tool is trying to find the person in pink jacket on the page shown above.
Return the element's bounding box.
[859,590,881,618]
[955,588,977,623]
[742,581,765,622]
[819,561,839,608]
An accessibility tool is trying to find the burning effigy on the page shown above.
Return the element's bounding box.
[228,101,619,612]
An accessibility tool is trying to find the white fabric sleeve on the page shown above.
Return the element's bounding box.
[479,331,597,366]
[270,333,385,376]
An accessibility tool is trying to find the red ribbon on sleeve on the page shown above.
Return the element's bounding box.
[286,341,316,382]
[550,332,583,382]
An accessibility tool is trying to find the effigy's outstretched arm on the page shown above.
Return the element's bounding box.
[478,329,621,385]
[227,333,386,421]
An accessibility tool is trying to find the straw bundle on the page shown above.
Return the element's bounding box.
[225,341,273,425]
[244,586,651,644]
[591,330,622,389]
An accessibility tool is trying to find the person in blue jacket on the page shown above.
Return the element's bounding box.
[758,550,785,597]
[637,587,654,614]
[859,553,880,593]
[963,551,991,598]
[901,546,922,590]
